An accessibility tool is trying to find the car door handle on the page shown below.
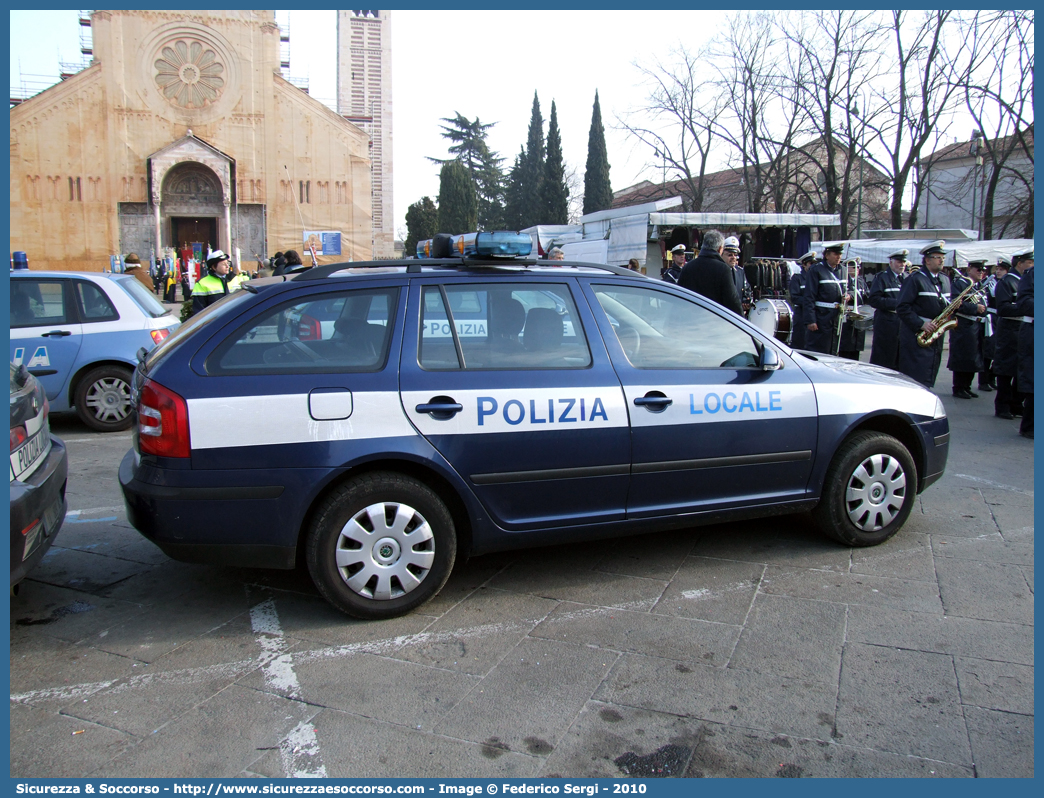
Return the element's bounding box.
[41,330,72,337]
[633,394,673,410]
[416,398,463,419]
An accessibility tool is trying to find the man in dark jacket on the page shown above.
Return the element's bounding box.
[896,241,951,388]
[867,248,908,370]
[946,261,988,398]
[678,230,743,315]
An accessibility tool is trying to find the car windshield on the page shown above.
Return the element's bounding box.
[112,275,172,319]
[145,290,252,369]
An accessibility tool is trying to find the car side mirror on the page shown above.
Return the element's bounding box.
[759,345,782,371]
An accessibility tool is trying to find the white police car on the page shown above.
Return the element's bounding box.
[10,271,180,432]
[119,232,950,620]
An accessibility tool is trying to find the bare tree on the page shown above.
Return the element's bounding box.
[958,10,1034,238]
[708,12,804,213]
[618,47,723,212]
[780,11,887,236]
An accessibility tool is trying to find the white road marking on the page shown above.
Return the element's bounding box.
[280,721,327,779]
[65,506,125,518]
[249,596,327,778]
[954,474,1034,497]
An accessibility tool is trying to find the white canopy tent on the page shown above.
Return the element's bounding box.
[819,238,1034,269]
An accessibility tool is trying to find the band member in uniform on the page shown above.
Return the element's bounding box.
[979,261,1003,392]
[896,241,951,388]
[722,236,750,312]
[946,261,988,398]
[1014,250,1033,438]
[837,258,869,360]
[662,244,685,283]
[867,248,907,369]
[789,250,816,350]
[801,243,847,354]
[993,252,1030,419]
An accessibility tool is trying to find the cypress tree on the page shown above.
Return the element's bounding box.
[404,196,439,256]
[429,113,505,229]
[437,161,478,235]
[542,100,569,224]
[583,90,613,214]
[503,149,526,231]
[520,91,545,228]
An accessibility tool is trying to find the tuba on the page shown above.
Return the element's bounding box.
[916,280,981,347]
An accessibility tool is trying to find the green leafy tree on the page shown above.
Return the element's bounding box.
[520,91,545,228]
[437,161,478,235]
[428,113,505,228]
[542,100,569,224]
[404,196,439,256]
[583,90,613,214]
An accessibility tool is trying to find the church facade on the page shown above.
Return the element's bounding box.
[10,10,372,271]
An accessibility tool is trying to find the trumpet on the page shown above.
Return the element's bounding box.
[916,281,982,347]
[835,259,873,353]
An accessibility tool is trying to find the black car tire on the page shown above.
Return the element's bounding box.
[73,365,135,432]
[306,471,456,620]
[813,431,917,547]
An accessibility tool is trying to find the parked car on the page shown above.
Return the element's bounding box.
[10,363,68,587]
[10,271,180,431]
[120,232,950,619]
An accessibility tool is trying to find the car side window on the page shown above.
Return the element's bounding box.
[207,287,399,375]
[419,283,591,370]
[593,284,760,369]
[10,280,67,328]
[74,281,119,322]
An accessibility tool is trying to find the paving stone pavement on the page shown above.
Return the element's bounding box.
[9,386,1033,778]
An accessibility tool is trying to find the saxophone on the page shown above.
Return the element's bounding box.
[916,280,981,347]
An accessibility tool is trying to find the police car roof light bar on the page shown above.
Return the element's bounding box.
[417,231,533,259]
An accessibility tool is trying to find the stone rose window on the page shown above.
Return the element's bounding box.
[154,40,225,109]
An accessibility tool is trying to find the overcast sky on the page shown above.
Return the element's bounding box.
[10,9,736,238]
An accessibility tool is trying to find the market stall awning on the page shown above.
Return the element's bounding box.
[820,238,1034,268]
[650,213,841,227]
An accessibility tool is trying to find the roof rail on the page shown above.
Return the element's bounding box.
[289,258,647,282]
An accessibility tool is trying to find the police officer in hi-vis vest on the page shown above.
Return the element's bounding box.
[190,250,247,317]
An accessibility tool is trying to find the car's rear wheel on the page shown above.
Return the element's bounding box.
[813,431,917,547]
[306,472,456,620]
[74,365,134,432]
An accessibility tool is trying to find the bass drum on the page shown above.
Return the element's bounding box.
[747,298,793,344]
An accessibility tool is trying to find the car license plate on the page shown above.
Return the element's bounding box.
[10,429,50,482]
[42,495,63,534]
[22,522,42,561]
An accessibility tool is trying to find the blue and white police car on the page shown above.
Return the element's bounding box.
[10,271,180,431]
[119,232,950,619]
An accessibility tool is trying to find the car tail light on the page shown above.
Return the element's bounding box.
[151,328,171,345]
[138,378,190,458]
[298,314,321,341]
[10,425,28,452]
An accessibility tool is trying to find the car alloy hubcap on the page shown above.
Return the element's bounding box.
[86,378,131,423]
[335,501,434,600]
[845,454,906,531]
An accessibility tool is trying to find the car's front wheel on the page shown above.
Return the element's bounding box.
[306,472,456,620]
[74,365,134,432]
[813,431,917,547]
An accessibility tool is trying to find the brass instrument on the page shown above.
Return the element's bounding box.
[836,260,873,353]
[916,280,981,347]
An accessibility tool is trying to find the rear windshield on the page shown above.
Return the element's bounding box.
[113,275,173,319]
[145,290,253,370]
